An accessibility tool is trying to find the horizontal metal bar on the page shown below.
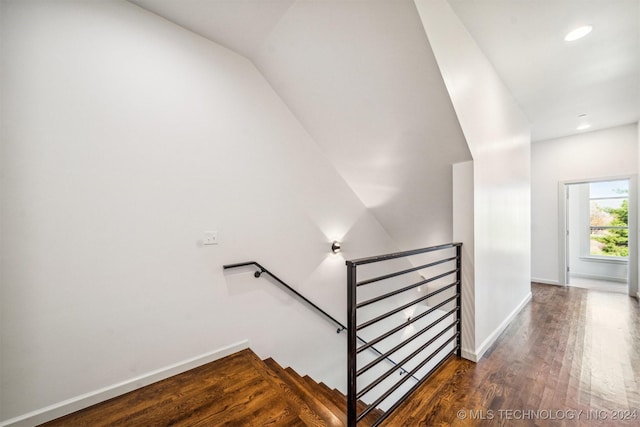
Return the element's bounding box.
[356,307,457,377]
[356,281,458,331]
[356,333,459,423]
[346,242,461,267]
[357,293,458,354]
[356,320,459,399]
[358,291,429,331]
[355,336,419,382]
[356,256,457,287]
[357,269,457,309]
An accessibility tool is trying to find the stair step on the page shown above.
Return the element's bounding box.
[264,359,345,426]
[285,368,347,425]
[253,355,330,426]
[356,401,386,427]
[300,375,347,424]
[323,386,385,427]
[308,378,348,411]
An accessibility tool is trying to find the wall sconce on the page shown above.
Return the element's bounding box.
[331,241,342,254]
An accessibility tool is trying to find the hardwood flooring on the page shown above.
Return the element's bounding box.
[41,349,314,427]
[568,275,628,294]
[40,283,639,426]
[383,283,640,426]
[39,348,384,426]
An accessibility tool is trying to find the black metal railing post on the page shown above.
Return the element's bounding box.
[455,244,462,358]
[347,261,358,427]
[345,242,463,426]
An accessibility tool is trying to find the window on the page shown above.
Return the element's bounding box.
[589,180,629,257]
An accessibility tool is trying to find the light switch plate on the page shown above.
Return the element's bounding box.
[204,231,218,245]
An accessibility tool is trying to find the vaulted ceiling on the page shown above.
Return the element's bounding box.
[130,0,473,250]
[130,0,640,144]
[128,0,639,248]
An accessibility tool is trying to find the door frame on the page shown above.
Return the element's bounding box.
[558,175,638,296]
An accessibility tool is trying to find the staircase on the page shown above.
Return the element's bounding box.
[40,348,384,427]
[262,357,385,427]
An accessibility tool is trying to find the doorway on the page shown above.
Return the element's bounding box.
[559,176,638,296]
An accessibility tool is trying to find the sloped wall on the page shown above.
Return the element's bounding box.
[0,0,399,422]
[240,0,473,252]
[415,0,532,359]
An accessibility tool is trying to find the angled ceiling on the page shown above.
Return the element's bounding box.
[130,0,472,250]
[128,0,638,250]
[130,0,640,146]
[448,0,640,141]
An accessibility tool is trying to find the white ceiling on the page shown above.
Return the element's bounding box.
[130,0,639,143]
[128,0,639,248]
[448,0,640,141]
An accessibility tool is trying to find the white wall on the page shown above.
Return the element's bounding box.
[0,1,403,423]
[531,124,638,285]
[452,161,475,358]
[237,0,473,253]
[415,0,532,360]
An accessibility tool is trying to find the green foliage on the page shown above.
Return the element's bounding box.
[593,199,628,257]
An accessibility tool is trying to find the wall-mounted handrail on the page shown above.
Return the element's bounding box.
[223,261,346,333]
[346,242,463,427]
[222,261,419,381]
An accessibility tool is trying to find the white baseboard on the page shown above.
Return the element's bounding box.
[461,348,478,362]
[1,340,250,427]
[473,292,532,361]
[531,277,561,286]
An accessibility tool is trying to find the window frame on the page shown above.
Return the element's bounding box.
[586,187,629,260]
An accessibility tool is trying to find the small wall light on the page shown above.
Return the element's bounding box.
[331,241,342,254]
[564,25,592,42]
[577,113,591,131]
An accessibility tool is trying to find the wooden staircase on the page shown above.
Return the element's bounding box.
[262,357,385,427]
[40,348,385,427]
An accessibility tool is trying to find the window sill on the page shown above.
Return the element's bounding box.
[579,256,628,265]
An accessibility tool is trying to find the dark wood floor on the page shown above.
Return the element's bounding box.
[41,348,316,427]
[384,283,640,426]
[40,283,640,426]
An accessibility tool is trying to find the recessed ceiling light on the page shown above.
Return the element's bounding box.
[564,25,593,42]
[576,123,592,131]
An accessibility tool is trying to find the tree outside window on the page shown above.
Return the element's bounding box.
[589,181,628,257]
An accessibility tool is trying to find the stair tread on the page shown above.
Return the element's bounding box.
[300,376,347,424]
[246,353,332,427]
[308,378,347,410]
[264,360,345,427]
